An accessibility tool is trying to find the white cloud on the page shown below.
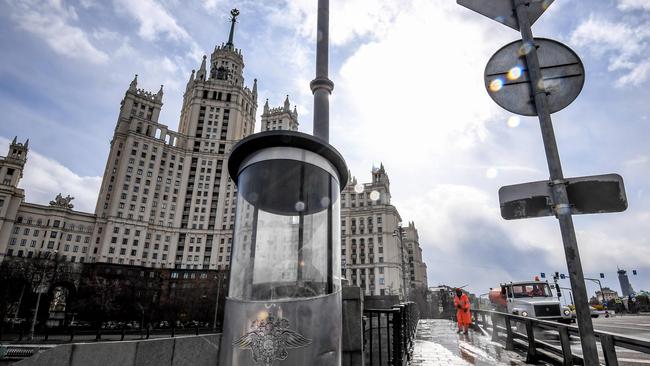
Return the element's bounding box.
[0,137,101,213]
[618,0,650,11]
[113,0,191,42]
[570,15,650,87]
[7,0,108,64]
[268,0,406,46]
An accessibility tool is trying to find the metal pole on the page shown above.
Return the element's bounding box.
[28,291,42,341]
[513,1,598,363]
[310,0,333,142]
[212,274,221,332]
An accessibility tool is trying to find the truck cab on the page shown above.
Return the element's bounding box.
[491,280,572,323]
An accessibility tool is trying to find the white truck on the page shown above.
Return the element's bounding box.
[489,280,573,323]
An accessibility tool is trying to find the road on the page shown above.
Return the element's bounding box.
[537,314,650,365]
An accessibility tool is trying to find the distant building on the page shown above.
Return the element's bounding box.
[595,287,619,303]
[260,96,298,132]
[618,269,635,297]
[340,165,428,299]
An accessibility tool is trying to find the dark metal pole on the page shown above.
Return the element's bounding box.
[212,274,221,332]
[310,0,333,142]
[513,1,598,363]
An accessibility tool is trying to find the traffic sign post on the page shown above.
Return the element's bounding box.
[498,173,627,220]
[455,0,629,363]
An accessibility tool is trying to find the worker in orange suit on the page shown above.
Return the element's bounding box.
[454,288,471,334]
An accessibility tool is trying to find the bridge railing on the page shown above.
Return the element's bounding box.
[471,308,650,365]
[363,302,419,366]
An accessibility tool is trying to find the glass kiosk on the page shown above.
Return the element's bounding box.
[220,131,348,366]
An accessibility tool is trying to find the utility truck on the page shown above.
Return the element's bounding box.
[489,279,573,323]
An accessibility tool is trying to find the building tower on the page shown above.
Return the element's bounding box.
[340,165,408,297]
[260,95,299,132]
[0,137,29,260]
[618,269,635,297]
[91,8,258,269]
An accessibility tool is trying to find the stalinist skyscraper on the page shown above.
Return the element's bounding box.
[92,9,258,270]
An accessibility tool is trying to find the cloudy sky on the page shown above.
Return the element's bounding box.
[1,0,649,296]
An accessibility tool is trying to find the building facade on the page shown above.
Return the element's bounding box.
[260,96,298,132]
[0,12,429,295]
[340,166,428,298]
[596,287,619,303]
[0,14,262,271]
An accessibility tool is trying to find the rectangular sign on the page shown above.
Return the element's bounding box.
[499,173,627,220]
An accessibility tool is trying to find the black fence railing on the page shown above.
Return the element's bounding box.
[471,308,650,365]
[363,302,419,366]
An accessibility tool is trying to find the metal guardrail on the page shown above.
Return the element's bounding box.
[471,308,650,365]
[0,325,217,344]
[363,302,419,365]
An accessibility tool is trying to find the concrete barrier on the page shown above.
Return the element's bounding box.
[14,334,221,366]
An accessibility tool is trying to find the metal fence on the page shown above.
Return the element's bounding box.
[363,302,419,366]
[471,308,650,365]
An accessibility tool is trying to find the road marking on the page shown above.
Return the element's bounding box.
[594,324,650,332]
[617,358,650,364]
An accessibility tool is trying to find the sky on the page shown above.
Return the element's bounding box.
[1,0,649,296]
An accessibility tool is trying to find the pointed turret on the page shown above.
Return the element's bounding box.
[284,95,290,111]
[252,78,258,97]
[293,105,298,118]
[197,55,207,81]
[155,85,164,102]
[11,136,17,144]
[24,139,29,149]
[129,74,138,91]
[263,99,269,115]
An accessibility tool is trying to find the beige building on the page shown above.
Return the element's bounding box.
[403,221,428,291]
[340,166,428,298]
[0,16,268,270]
[260,96,298,132]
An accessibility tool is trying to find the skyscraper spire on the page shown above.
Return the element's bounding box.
[226,8,240,49]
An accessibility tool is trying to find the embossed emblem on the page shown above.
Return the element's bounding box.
[233,313,311,365]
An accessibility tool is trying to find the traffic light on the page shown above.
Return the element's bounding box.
[600,273,605,279]
[555,283,562,297]
[560,273,566,279]
[555,271,559,279]
[633,270,638,275]
[541,272,546,279]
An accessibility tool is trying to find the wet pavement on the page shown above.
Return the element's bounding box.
[412,319,541,365]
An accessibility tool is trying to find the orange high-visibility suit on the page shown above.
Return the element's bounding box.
[454,293,472,329]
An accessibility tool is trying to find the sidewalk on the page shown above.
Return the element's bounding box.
[412,319,535,365]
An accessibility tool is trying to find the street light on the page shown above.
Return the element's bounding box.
[219,1,348,363]
[585,277,605,305]
[28,250,59,341]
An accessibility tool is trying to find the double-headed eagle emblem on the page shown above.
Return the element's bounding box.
[233,313,311,366]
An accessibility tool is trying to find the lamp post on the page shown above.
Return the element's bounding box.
[212,271,225,332]
[585,278,605,305]
[219,1,347,364]
[28,251,58,341]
